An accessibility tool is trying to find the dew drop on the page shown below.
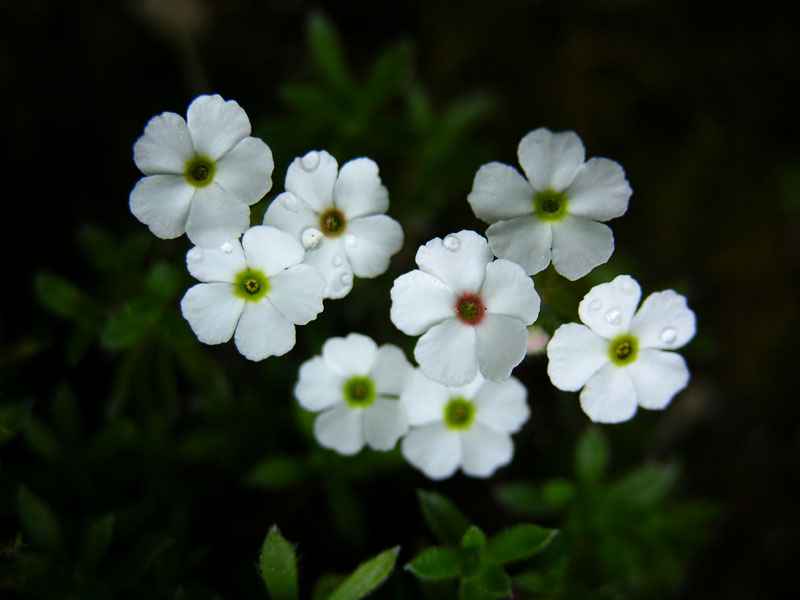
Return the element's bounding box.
[301,227,324,250]
[332,255,343,267]
[588,299,602,311]
[219,241,233,254]
[660,327,677,344]
[280,194,300,212]
[187,248,204,262]
[341,272,353,286]
[620,278,637,294]
[605,309,622,325]
[345,234,358,248]
[300,151,320,171]
[443,235,461,251]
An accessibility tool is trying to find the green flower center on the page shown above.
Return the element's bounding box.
[609,334,639,366]
[444,397,475,430]
[343,376,375,407]
[455,294,486,325]
[533,190,569,221]
[185,156,216,187]
[234,269,269,301]
[320,209,346,237]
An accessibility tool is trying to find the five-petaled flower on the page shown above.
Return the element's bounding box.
[546,274,696,423]
[130,94,274,248]
[467,127,632,281]
[390,230,540,387]
[180,225,325,361]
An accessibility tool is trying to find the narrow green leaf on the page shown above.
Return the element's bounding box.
[328,546,399,600]
[406,547,461,580]
[308,12,351,90]
[575,427,609,484]
[460,526,487,551]
[34,271,104,328]
[541,478,576,508]
[18,487,64,553]
[459,581,496,600]
[494,482,542,515]
[83,513,115,569]
[487,524,558,564]
[365,42,414,106]
[610,462,680,506]
[248,457,308,490]
[476,561,510,597]
[312,574,346,600]
[259,526,299,600]
[459,526,487,578]
[23,417,64,463]
[417,490,469,546]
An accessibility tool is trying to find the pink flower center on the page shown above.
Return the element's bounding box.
[455,293,486,325]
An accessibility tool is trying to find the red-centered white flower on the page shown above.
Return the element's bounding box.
[467,127,632,280]
[547,275,696,423]
[180,226,325,361]
[390,230,540,387]
[400,371,529,480]
[130,94,274,248]
[294,333,413,456]
[263,150,403,299]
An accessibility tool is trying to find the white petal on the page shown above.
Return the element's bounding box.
[343,215,403,278]
[242,225,305,276]
[630,290,696,350]
[400,370,450,426]
[294,356,345,412]
[233,300,295,360]
[628,349,690,410]
[363,398,409,451]
[129,175,194,239]
[285,150,339,213]
[579,363,638,424]
[187,95,251,160]
[517,128,585,192]
[370,345,414,397]
[551,215,614,281]
[185,184,250,248]
[301,237,353,299]
[266,265,325,325]
[475,314,529,382]
[262,192,320,239]
[390,270,457,336]
[180,283,243,344]
[578,274,641,340]
[333,158,389,218]
[415,319,478,387]
[486,216,552,276]
[467,162,534,223]
[546,323,610,391]
[322,333,378,377]
[214,137,274,206]
[185,242,246,283]
[460,425,514,478]
[473,377,529,434]
[415,230,492,294]
[314,404,365,456]
[401,424,461,480]
[133,111,193,175]
[480,259,540,324]
[565,157,631,221]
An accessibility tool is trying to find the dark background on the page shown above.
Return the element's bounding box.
[2,0,799,598]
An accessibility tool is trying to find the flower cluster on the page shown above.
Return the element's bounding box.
[130,95,696,480]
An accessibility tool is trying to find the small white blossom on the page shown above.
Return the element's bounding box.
[263,150,403,299]
[180,226,325,361]
[546,274,696,423]
[130,94,274,248]
[467,127,632,281]
[294,333,413,455]
[400,371,529,480]
[390,230,540,387]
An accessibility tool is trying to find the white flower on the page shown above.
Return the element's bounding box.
[180,226,325,361]
[294,333,413,455]
[546,274,696,423]
[400,371,529,480]
[263,150,403,299]
[130,94,274,248]
[390,230,540,387]
[467,127,632,281]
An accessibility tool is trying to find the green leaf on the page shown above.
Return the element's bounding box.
[417,490,469,546]
[83,513,115,569]
[460,526,487,552]
[51,384,81,445]
[406,547,461,580]
[312,574,346,600]
[541,478,576,508]
[35,271,104,329]
[18,487,64,553]
[259,526,299,600]
[365,42,414,106]
[308,12,351,90]
[575,427,609,484]
[144,261,180,301]
[487,524,558,564]
[459,526,486,578]
[327,546,399,600]
[459,581,496,600]
[611,463,680,506]
[475,561,510,596]
[248,456,308,490]
[23,417,64,463]
[494,482,542,515]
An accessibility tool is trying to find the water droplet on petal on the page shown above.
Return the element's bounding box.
[443,235,461,251]
[620,278,637,294]
[301,227,324,250]
[345,234,358,248]
[588,299,602,311]
[341,272,353,286]
[280,194,300,212]
[219,241,233,254]
[332,255,343,266]
[300,151,320,171]
[605,309,622,325]
[660,327,677,344]
[187,248,204,262]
